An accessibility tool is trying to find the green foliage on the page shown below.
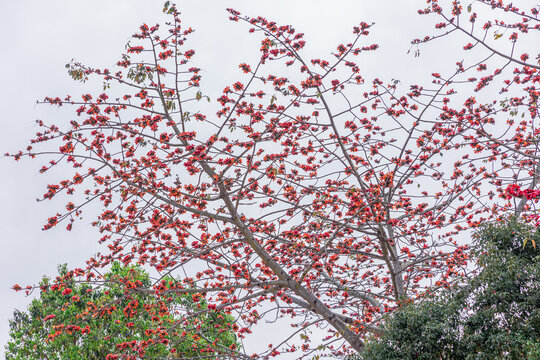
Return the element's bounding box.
[362,219,540,360]
[5,263,239,359]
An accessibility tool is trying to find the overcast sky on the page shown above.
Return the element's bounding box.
[1,0,536,356]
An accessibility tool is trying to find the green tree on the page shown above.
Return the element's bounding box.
[5,263,240,359]
[361,219,540,360]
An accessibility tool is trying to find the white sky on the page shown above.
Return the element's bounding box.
[1,0,537,357]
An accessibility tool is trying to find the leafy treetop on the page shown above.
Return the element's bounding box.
[360,218,539,360]
[5,263,239,360]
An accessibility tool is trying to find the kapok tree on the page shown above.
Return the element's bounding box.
[8,1,539,358]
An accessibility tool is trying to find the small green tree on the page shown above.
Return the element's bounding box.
[5,263,240,359]
[361,219,540,360]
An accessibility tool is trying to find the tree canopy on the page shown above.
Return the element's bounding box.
[6,0,540,358]
[361,219,539,360]
[5,263,239,359]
